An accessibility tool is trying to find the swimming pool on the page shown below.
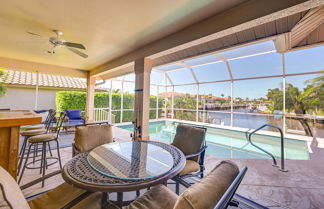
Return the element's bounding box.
[117,120,310,160]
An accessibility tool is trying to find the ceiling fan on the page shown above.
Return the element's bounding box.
[27,29,88,58]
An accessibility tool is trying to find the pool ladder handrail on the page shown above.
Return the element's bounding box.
[246,124,287,172]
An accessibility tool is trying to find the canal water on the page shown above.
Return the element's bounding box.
[205,109,324,138]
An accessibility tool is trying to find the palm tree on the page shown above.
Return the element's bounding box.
[267,71,324,137]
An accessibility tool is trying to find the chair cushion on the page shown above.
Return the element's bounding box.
[74,124,113,153]
[69,119,85,124]
[20,129,46,136]
[66,110,82,120]
[179,160,200,176]
[28,183,91,209]
[125,185,178,209]
[28,134,56,143]
[0,166,31,209]
[171,124,206,162]
[173,161,239,209]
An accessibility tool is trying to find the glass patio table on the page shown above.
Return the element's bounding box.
[62,140,185,207]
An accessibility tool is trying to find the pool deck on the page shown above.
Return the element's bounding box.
[19,126,324,208]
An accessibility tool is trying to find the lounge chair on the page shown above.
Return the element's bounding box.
[125,160,248,209]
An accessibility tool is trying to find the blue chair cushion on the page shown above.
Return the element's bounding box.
[65,110,82,120]
[68,119,85,124]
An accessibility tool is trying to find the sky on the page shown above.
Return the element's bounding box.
[104,41,323,99]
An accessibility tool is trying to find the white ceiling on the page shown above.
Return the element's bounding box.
[0,0,246,70]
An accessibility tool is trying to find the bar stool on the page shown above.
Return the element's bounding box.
[17,110,56,175]
[21,109,55,131]
[18,112,66,186]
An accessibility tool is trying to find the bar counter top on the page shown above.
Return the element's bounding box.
[0,110,42,127]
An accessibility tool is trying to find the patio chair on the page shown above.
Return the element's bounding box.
[170,124,207,194]
[125,161,247,209]
[72,122,113,157]
[18,112,66,186]
[0,167,111,209]
[65,109,86,124]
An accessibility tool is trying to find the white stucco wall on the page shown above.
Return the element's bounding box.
[0,87,56,110]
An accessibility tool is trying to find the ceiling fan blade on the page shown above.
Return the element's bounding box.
[26,31,42,37]
[64,42,86,50]
[67,47,88,58]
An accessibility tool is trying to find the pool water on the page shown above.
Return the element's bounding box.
[118,120,309,160]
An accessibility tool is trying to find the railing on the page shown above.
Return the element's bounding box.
[246,124,287,172]
[93,108,110,122]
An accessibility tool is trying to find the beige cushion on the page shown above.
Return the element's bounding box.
[20,129,46,136]
[22,124,45,131]
[28,183,89,209]
[174,161,239,209]
[28,133,56,143]
[74,124,113,153]
[0,166,31,209]
[125,185,178,209]
[179,160,200,176]
[172,124,206,162]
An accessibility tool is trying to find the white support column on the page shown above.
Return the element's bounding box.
[171,86,174,119]
[86,73,95,123]
[134,58,152,140]
[156,85,159,119]
[282,53,286,134]
[120,78,124,123]
[196,84,199,122]
[230,81,234,127]
[109,80,113,123]
[34,71,39,110]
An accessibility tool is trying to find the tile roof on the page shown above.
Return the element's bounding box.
[0,69,87,89]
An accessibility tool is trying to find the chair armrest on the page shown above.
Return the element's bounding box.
[20,170,62,190]
[214,167,248,209]
[185,146,207,159]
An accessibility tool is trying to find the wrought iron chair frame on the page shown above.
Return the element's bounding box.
[18,112,66,186]
[170,124,208,194]
[18,109,57,175]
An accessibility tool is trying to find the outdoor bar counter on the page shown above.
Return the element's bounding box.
[0,110,41,179]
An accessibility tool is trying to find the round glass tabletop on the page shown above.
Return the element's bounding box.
[87,141,174,180]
